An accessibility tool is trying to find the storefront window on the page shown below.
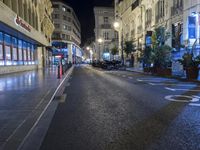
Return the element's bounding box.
[31,45,35,61]
[18,40,23,61]
[27,43,31,61]
[12,37,18,60]
[23,41,27,63]
[4,34,11,60]
[0,32,3,60]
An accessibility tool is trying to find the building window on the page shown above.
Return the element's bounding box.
[62,34,65,39]
[52,33,60,39]
[18,40,23,61]
[31,45,35,61]
[103,32,109,40]
[54,24,60,29]
[12,37,18,61]
[67,8,71,13]
[104,17,109,24]
[27,43,31,61]
[63,25,67,30]
[66,35,70,40]
[23,41,27,63]
[0,32,3,60]
[68,17,71,22]
[4,34,11,60]
[62,6,66,12]
[68,26,71,31]
[63,15,67,20]
[53,14,59,19]
[52,4,59,9]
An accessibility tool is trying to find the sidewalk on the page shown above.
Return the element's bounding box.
[126,67,144,73]
[0,66,68,150]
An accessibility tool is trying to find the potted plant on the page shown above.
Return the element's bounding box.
[178,53,199,79]
[124,41,135,67]
[150,27,172,75]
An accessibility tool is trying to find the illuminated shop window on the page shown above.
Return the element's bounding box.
[4,34,11,60]
[0,32,3,60]
[18,40,23,64]
[23,41,27,65]
[12,37,18,61]
[27,43,31,61]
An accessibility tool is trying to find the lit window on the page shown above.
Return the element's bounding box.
[62,6,66,12]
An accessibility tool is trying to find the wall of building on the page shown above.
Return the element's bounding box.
[94,7,118,61]
[114,0,200,68]
[0,0,54,74]
[52,1,81,46]
[51,1,82,64]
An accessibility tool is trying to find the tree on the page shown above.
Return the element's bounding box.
[151,27,172,69]
[111,46,118,56]
[140,46,153,68]
[124,41,135,57]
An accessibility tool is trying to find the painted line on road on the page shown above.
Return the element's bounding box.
[165,87,200,92]
[137,78,177,83]
[17,66,74,150]
[128,77,133,79]
[149,82,197,87]
[122,75,127,78]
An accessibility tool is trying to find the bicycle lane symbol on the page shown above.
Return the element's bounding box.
[165,95,200,107]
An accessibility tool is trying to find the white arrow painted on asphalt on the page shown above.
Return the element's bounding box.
[165,87,200,92]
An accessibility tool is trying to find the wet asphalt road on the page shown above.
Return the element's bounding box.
[40,65,200,150]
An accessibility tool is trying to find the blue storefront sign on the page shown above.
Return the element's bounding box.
[145,36,152,46]
[188,16,196,39]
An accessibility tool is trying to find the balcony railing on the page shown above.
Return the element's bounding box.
[171,6,183,17]
[100,24,111,29]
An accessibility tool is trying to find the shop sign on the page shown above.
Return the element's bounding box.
[14,16,31,32]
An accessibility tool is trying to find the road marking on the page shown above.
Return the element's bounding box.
[165,95,200,106]
[66,82,71,87]
[137,78,176,83]
[122,75,127,78]
[165,87,200,92]
[128,77,133,79]
[149,83,197,86]
[59,94,67,103]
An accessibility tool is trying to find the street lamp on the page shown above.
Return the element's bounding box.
[86,46,90,50]
[113,20,124,66]
[98,38,103,60]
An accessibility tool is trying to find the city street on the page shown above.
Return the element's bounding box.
[40,65,200,150]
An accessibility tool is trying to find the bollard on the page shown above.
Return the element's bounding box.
[57,64,61,79]
[62,64,64,75]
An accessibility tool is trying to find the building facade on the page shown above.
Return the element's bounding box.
[51,0,82,64]
[94,7,118,61]
[0,0,54,74]
[115,0,200,69]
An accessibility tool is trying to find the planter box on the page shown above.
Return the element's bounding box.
[155,68,172,76]
[186,67,198,79]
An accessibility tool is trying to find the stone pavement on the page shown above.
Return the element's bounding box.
[0,66,67,150]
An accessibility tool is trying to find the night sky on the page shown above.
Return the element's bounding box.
[65,0,113,46]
